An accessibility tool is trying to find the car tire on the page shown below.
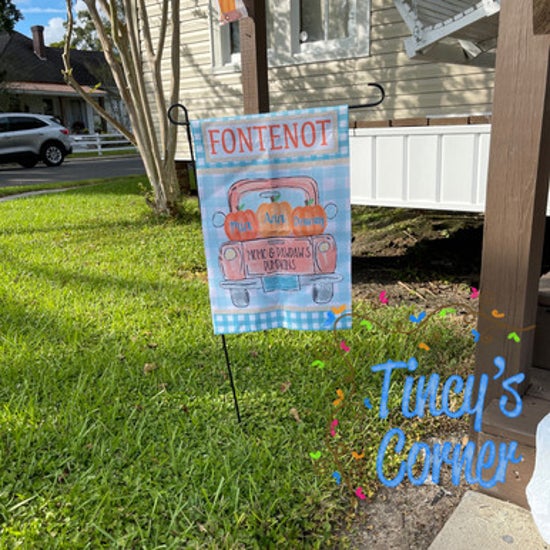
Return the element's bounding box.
[18,155,39,168]
[41,141,65,167]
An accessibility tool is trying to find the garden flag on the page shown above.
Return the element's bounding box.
[191,106,351,334]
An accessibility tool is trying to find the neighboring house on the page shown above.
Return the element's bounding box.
[0,25,127,133]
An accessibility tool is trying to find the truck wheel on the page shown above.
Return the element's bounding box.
[313,283,333,304]
[230,288,250,308]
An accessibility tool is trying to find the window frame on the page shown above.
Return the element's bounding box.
[210,0,370,70]
[210,4,242,71]
[285,0,370,65]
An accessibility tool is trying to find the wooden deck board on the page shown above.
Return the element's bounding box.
[482,395,550,447]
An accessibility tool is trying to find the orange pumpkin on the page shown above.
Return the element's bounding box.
[291,201,327,236]
[257,195,292,237]
[224,205,259,241]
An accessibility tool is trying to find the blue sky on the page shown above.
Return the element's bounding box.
[14,0,86,45]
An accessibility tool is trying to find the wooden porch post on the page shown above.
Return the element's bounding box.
[240,0,269,114]
[473,0,550,415]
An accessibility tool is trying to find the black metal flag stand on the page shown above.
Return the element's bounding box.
[167,84,385,424]
[168,104,242,423]
[221,334,241,423]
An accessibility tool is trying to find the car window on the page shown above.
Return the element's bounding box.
[0,117,9,133]
[8,117,48,131]
[46,115,63,126]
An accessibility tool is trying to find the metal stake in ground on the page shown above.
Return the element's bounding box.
[221,335,242,423]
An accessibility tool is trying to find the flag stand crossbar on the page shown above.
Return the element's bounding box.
[167,87,385,424]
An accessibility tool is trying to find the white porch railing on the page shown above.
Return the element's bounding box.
[350,124,493,213]
[350,123,550,214]
[70,133,136,156]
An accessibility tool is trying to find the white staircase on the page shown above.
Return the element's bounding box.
[393,0,500,66]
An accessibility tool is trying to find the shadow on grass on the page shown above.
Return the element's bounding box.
[67,184,203,225]
[0,217,154,237]
[2,250,205,306]
[0,203,202,239]
[69,179,148,196]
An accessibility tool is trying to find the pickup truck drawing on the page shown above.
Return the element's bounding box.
[214,176,341,308]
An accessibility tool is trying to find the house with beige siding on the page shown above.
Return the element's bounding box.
[148,0,505,211]
[161,1,497,122]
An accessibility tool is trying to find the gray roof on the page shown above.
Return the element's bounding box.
[0,30,113,88]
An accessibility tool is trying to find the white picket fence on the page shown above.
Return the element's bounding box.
[70,133,136,155]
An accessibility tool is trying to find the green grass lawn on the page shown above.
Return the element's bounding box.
[0,178,475,548]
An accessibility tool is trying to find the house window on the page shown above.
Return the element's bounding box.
[43,98,54,116]
[289,0,368,63]
[211,18,241,68]
[229,22,241,54]
[211,0,370,69]
[300,0,350,43]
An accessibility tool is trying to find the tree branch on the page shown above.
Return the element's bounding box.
[62,0,134,141]
[62,0,182,214]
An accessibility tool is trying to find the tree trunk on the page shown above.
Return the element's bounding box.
[62,0,182,216]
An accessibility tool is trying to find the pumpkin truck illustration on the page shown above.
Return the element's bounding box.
[213,177,341,308]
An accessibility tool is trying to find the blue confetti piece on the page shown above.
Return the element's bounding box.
[409,311,426,324]
[332,471,341,485]
[324,311,336,328]
[471,329,480,343]
[363,397,372,409]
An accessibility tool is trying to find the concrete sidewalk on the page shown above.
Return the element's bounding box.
[429,491,549,549]
[0,183,102,202]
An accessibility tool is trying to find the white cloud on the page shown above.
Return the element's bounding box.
[42,8,97,47]
[23,8,66,13]
[44,17,66,45]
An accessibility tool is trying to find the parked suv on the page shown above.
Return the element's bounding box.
[0,113,72,168]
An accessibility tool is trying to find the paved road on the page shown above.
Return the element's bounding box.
[0,156,145,187]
